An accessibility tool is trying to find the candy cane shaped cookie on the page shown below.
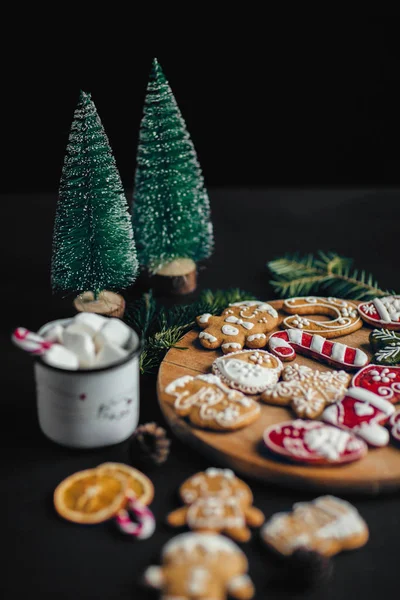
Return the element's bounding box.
[268,330,368,371]
[115,495,156,539]
[282,296,362,338]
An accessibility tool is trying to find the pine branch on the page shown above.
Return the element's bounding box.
[125,288,256,375]
[267,251,393,300]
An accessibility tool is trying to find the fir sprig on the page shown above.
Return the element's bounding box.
[267,251,394,300]
[124,288,256,374]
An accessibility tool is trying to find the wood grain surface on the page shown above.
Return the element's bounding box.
[157,300,400,494]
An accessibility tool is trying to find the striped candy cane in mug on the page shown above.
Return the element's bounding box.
[12,328,54,354]
[268,329,369,371]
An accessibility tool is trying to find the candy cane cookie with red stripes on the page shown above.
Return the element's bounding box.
[268,329,369,371]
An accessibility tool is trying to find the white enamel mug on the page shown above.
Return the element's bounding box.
[34,318,141,449]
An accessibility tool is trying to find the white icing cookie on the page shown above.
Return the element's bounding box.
[261,495,369,557]
[358,296,400,331]
[212,350,283,394]
[282,296,362,339]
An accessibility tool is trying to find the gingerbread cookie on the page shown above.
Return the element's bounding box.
[196,301,279,353]
[261,364,351,419]
[143,532,255,600]
[212,350,283,394]
[164,373,260,431]
[321,387,395,446]
[261,496,369,557]
[268,330,368,370]
[358,296,400,330]
[352,364,400,404]
[167,467,265,542]
[282,296,362,339]
[263,420,367,465]
[389,410,400,442]
[369,329,400,365]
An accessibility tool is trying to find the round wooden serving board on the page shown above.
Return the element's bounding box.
[157,300,400,495]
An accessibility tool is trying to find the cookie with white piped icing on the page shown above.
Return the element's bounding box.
[143,531,255,600]
[261,495,369,557]
[359,296,400,331]
[212,349,283,394]
[282,296,362,339]
[196,301,279,354]
[164,373,260,431]
[167,467,265,542]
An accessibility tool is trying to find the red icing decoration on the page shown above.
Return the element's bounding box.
[79,393,86,401]
[263,420,367,465]
[352,365,400,404]
[321,387,395,447]
[390,410,400,442]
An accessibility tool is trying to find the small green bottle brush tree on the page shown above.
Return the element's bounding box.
[132,59,214,295]
[51,91,138,317]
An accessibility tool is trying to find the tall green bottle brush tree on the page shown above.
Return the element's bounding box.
[132,58,214,295]
[51,91,138,317]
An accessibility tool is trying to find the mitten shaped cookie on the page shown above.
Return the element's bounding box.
[261,495,369,557]
[164,373,260,431]
[143,532,255,600]
[196,301,279,353]
[167,467,265,542]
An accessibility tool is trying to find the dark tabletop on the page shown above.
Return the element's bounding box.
[3,188,400,600]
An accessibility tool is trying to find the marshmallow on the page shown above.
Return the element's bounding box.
[94,318,131,350]
[43,324,64,344]
[63,324,96,368]
[73,313,108,337]
[42,344,79,370]
[94,342,128,368]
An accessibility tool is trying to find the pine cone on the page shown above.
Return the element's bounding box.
[130,422,171,467]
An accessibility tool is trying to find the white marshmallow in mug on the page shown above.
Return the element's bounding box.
[95,341,128,368]
[73,312,108,337]
[63,324,96,368]
[43,324,64,344]
[42,344,79,370]
[94,318,131,351]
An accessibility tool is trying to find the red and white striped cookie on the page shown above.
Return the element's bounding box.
[263,420,367,465]
[358,296,400,331]
[389,410,400,442]
[268,329,369,371]
[321,387,395,447]
[352,365,400,404]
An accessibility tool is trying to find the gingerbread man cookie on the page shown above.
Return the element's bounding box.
[164,373,260,431]
[261,495,369,557]
[261,364,351,419]
[212,350,283,394]
[196,301,279,353]
[282,296,362,339]
[143,532,255,600]
[167,467,265,542]
[263,420,367,465]
[358,295,400,330]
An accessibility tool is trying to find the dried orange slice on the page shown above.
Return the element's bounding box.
[54,468,128,524]
[96,462,154,506]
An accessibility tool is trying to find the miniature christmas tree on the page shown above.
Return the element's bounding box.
[132,58,213,294]
[52,91,138,316]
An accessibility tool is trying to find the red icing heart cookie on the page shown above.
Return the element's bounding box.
[358,296,400,330]
[389,410,400,442]
[321,387,395,446]
[352,365,400,404]
[263,420,367,465]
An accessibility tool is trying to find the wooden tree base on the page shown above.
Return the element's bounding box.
[151,258,197,296]
[73,290,126,318]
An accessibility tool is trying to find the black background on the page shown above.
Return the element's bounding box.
[3,17,400,192]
